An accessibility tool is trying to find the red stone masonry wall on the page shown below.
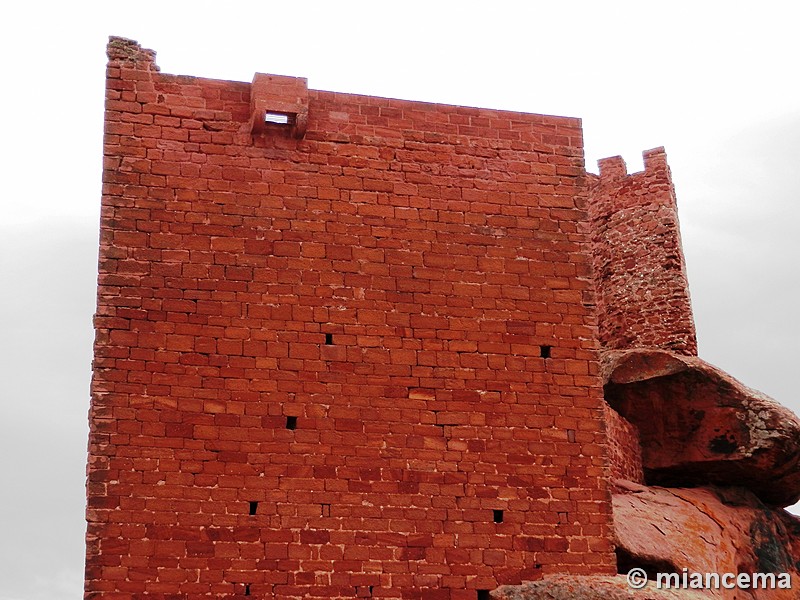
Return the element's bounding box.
[602,404,643,485]
[587,149,697,355]
[86,38,615,599]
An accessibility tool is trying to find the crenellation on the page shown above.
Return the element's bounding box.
[642,146,668,172]
[596,155,627,180]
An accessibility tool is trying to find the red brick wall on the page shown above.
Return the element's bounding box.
[86,38,615,599]
[587,149,697,355]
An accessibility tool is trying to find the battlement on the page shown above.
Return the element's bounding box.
[597,146,668,180]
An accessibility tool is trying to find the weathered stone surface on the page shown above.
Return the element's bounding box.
[612,482,800,600]
[601,349,689,385]
[492,575,708,599]
[605,403,645,484]
[588,149,698,356]
[604,349,800,506]
[89,37,620,597]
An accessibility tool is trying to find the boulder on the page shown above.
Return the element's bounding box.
[603,349,800,506]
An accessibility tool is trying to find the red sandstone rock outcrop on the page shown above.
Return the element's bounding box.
[492,574,708,599]
[604,349,800,507]
[612,482,800,600]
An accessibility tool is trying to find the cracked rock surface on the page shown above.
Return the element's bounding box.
[612,482,800,600]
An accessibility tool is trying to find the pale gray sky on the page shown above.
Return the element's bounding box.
[1,2,799,598]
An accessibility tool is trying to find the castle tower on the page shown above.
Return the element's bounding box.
[87,38,615,599]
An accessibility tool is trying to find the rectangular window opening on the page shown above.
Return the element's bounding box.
[286,416,297,430]
[325,333,334,345]
[493,509,504,523]
[249,501,258,516]
[264,112,290,125]
[540,345,552,359]
[477,591,491,600]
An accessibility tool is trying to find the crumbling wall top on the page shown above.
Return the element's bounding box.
[106,36,159,70]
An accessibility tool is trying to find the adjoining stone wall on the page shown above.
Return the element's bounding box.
[603,403,643,485]
[587,149,697,355]
[87,38,615,599]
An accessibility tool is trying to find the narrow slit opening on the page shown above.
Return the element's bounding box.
[249,501,258,516]
[286,416,297,430]
[325,333,334,345]
[244,583,251,596]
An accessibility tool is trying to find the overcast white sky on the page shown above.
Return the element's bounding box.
[1,2,798,598]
